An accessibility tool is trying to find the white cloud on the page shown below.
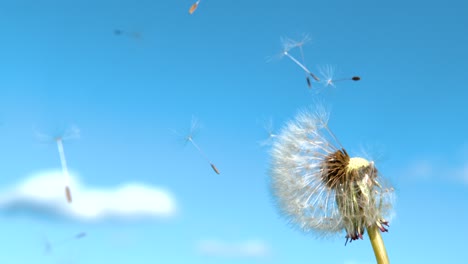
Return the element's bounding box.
[196,239,270,259]
[406,160,433,179]
[401,158,468,186]
[0,170,177,221]
[455,163,468,185]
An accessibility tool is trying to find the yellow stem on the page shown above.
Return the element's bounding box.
[367,224,390,264]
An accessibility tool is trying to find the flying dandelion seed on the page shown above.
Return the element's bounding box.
[34,125,80,204]
[172,117,220,175]
[283,36,320,82]
[74,232,87,239]
[273,36,321,85]
[56,137,73,203]
[281,35,315,87]
[258,117,277,147]
[319,65,361,88]
[329,76,361,85]
[43,232,87,254]
[189,0,201,14]
[299,46,314,88]
[113,29,143,40]
[210,163,220,174]
[282,51,321,82]
[295,35,318,88]
[269,107,394,251]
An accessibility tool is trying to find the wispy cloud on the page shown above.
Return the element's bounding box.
[0,170,177,221]
[454,163,468,185]
[405,160,433,180]
[401,158,468,186]
[196,239,270,259]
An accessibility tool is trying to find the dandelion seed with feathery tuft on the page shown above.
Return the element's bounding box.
[171,116,220,175]
[34,125,80,204]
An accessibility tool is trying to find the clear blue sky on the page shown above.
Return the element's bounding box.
[0,0,467,263]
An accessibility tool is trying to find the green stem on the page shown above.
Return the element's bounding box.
[367,224,389,264]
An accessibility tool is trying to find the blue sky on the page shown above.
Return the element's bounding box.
[0,0,467,263]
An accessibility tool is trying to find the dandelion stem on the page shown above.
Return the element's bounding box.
[367,224,390,264]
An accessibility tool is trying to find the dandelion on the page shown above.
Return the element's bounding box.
[189,0,201,14]
[35,125,80,204]
[319,65,361,87]
[269,108,393,263]
[172,116,220,175]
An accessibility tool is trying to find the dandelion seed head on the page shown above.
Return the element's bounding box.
[270,109,394,241]
[347,157,370,172]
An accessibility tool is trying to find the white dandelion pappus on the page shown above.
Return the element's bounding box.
[258,117,278,147]
[319,65,337,87]
[269,108,394,243]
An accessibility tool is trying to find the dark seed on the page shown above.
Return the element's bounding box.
[65,186,72,203]
[210,163,220,174]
